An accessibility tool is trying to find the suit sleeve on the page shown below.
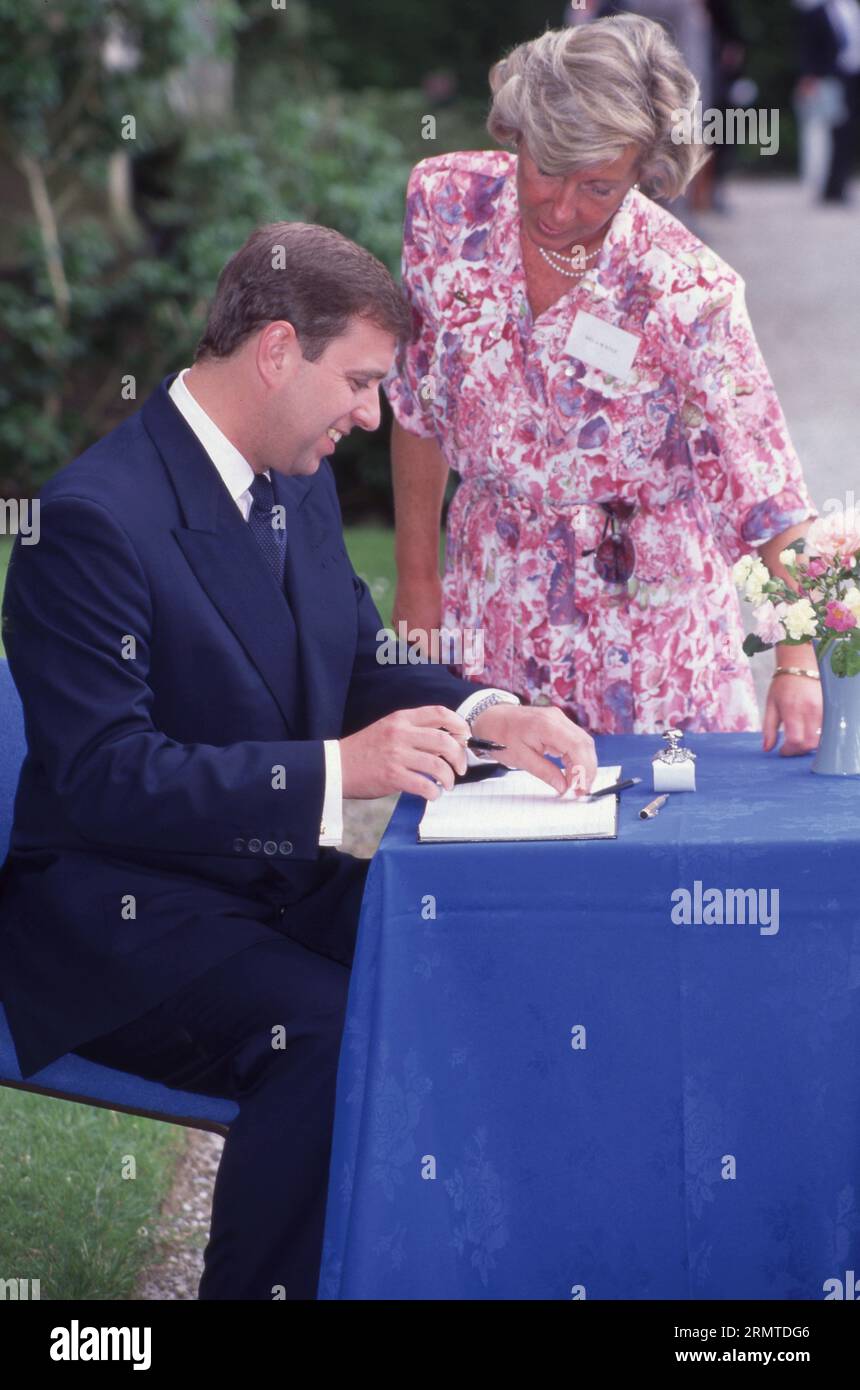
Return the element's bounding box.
[340,570,488,735]
[304,466,486,734]
[2,496,326,861]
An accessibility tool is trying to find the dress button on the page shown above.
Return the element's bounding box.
[279,840,293,856]
[248,838,262,853]
[232,837,245,852]
[263,840,277,855]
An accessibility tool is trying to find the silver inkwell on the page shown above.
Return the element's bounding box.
[652,726,697,792]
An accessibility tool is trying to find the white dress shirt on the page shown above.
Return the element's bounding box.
[168,368,517,847]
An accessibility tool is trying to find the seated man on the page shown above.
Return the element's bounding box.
[0,221,596,1300]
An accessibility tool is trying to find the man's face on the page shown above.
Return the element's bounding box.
[270,316,396,476]
[516,140,640,251]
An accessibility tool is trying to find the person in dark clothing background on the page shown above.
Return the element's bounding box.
[702,0,746,210]
[796,0,860,202]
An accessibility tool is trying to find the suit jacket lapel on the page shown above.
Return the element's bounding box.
[142,379,301,734]
[273,469,355,739]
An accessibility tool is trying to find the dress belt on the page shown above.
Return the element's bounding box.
[460,475,619,519]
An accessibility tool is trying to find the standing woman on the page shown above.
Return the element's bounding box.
[386,15,821,748]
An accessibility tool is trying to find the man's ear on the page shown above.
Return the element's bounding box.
[256,320,301,387]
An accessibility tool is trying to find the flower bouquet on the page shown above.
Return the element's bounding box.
[733,512,860,775]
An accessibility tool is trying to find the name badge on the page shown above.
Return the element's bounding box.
[564,310,640,380]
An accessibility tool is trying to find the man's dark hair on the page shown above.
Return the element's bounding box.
[195,221,411,362]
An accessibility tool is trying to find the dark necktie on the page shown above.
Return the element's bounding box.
[247,472,287,588]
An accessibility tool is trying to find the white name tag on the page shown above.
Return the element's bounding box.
[564,310,640,380]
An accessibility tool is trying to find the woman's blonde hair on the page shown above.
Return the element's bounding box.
[487,15,708,200]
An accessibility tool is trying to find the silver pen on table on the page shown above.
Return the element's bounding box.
[639,793,669,820]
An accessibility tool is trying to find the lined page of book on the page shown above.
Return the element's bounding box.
[418,765,622,843]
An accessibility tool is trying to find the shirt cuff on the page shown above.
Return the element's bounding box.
[319,740,343,847]
[455,687,520,767]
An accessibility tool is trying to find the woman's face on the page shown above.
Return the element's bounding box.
[516,140,641,251]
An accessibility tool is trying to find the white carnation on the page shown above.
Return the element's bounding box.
[733,555,754,587]
[842,586,860,619]
[743,558,771,603]
[781,598,818,641]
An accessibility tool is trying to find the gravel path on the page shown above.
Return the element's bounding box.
[136,176,858,1299]
[696,179,860,715]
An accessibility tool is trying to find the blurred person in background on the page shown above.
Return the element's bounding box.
[563,0,613,24]
[580,0,714,217]
[699,0,747,212]
[581,0,714,106]
[795,0,860,203]
[386,16,821,748]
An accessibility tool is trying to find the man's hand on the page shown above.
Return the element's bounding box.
[762,675,822,756]
[471,704,598,796]
[340,705,469,800]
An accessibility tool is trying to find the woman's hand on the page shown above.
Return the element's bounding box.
[762,675,822,756]
[470,703,598,796]
[391,575,443,659]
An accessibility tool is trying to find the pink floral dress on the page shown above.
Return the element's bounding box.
[384,150,817,734]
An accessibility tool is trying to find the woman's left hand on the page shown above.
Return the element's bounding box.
[762,675,822,755]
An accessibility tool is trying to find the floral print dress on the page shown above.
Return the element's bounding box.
[384,150,817,734]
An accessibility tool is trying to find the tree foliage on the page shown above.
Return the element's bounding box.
[0,0,412,496]
[0,0,801,507]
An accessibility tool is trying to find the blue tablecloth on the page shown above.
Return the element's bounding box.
[318,733,860,1300]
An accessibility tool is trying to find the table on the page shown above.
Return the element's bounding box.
[318,734,860,1300]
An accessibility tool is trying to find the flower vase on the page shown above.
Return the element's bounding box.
[812,642,860,777]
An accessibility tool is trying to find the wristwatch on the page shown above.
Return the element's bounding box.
[465,691,520,755]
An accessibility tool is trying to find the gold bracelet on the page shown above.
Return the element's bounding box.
[772,666,820,681]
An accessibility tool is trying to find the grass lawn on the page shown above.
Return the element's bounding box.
[0,1089,186,1298]
[345,525,398,627]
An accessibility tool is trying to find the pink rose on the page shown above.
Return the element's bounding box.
[825,600,857,632]
[802,556,829,580]
[806,513,860,570]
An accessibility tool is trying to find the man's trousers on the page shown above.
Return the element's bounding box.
[74,857,369,1300]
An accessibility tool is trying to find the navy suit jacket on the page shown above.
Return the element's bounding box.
[0,376,481,1077]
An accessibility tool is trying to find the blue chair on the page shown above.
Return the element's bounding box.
[0,657,238,1136]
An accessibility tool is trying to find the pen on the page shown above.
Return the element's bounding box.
[639,793,670,820]
[466,736,507,752]
[587,776,642,799]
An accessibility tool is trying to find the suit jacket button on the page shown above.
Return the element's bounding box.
[248,837,262,853]
[233,837,245,852]
[263,840,277,855]
[279,840,293,856]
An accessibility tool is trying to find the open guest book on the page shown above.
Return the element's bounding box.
[417,765,623,843]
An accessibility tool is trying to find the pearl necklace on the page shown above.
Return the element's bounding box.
[532,182,641,277]
[546,242,603,265]
[537,245,591,277]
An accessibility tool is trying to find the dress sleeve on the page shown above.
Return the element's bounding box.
[683,274,817,566]
[383,160,440,440]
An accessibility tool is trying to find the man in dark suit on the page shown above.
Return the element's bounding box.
[796,0,860,202]
[0,222,596,1299]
